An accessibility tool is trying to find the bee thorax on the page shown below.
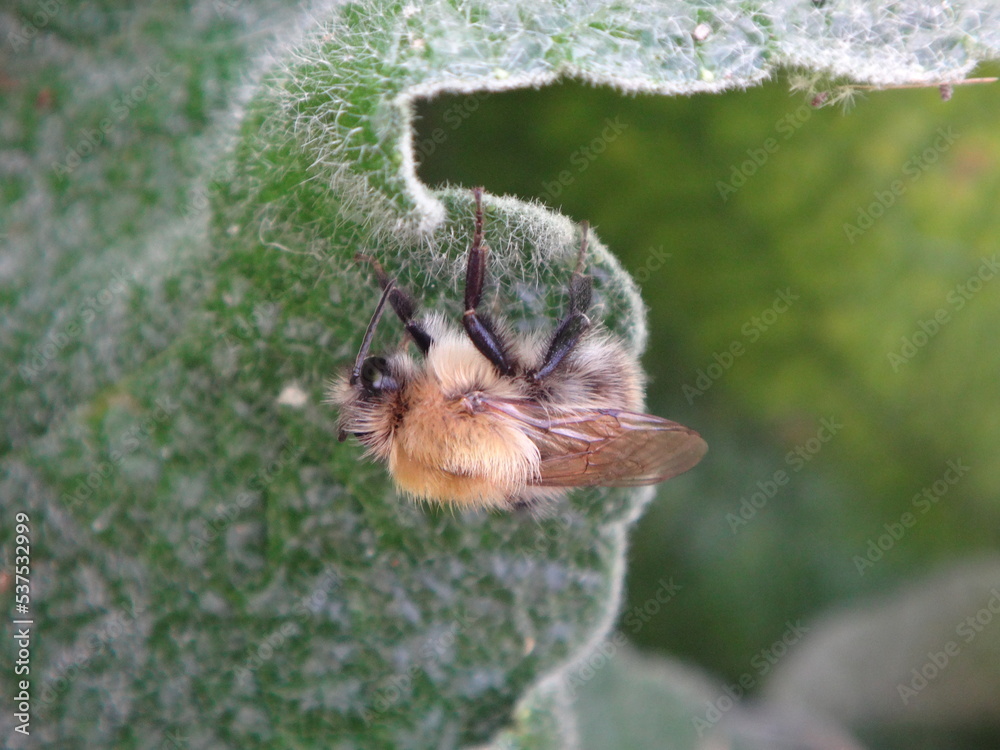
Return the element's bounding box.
[384,377,540,508]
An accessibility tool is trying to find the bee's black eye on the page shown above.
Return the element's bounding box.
[359,356,396,392]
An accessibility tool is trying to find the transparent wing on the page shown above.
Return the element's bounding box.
[484,399,708,487]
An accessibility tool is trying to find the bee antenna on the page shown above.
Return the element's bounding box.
[350,281,395,385]
[471,187,485,248]
[354,253,392,291]
[574,221,590,274]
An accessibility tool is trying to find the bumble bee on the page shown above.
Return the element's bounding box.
[328,188,707,510]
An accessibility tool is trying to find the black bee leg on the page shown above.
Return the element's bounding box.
[462,188,515,376]
[508,497,536,512]
[531,310,591,382]
[356,254,432,354]
[387,287,433,354]
[530,223,593,383]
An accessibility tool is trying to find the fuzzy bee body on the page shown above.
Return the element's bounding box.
[332,314,645,507]
[329,189,707,511]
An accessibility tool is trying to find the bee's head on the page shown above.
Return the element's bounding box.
[352,355,399,393]
[328,351,408,450]
[331,276,413,449]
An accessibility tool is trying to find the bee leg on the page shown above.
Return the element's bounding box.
[356,254,432,354]
[463,311,515,376]
[567,222,593,315]
[530,223,593,383]
[462,188,515,376]
[387,287,433,354]
[507,496,536,512]
[531,310,591,382]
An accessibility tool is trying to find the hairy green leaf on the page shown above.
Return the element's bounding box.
[2,1,999,748]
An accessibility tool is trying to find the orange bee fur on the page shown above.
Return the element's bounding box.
[328,189,706,511]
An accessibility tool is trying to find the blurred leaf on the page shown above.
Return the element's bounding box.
[764,557,1000,745]
[3,1,1000,749]
[519,640,866,750]
[566,640,714,750]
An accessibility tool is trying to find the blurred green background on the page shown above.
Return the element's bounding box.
[5,0,999,743]
[416,73,1000,742]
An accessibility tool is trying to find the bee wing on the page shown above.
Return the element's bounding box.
[485,400,708,487]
